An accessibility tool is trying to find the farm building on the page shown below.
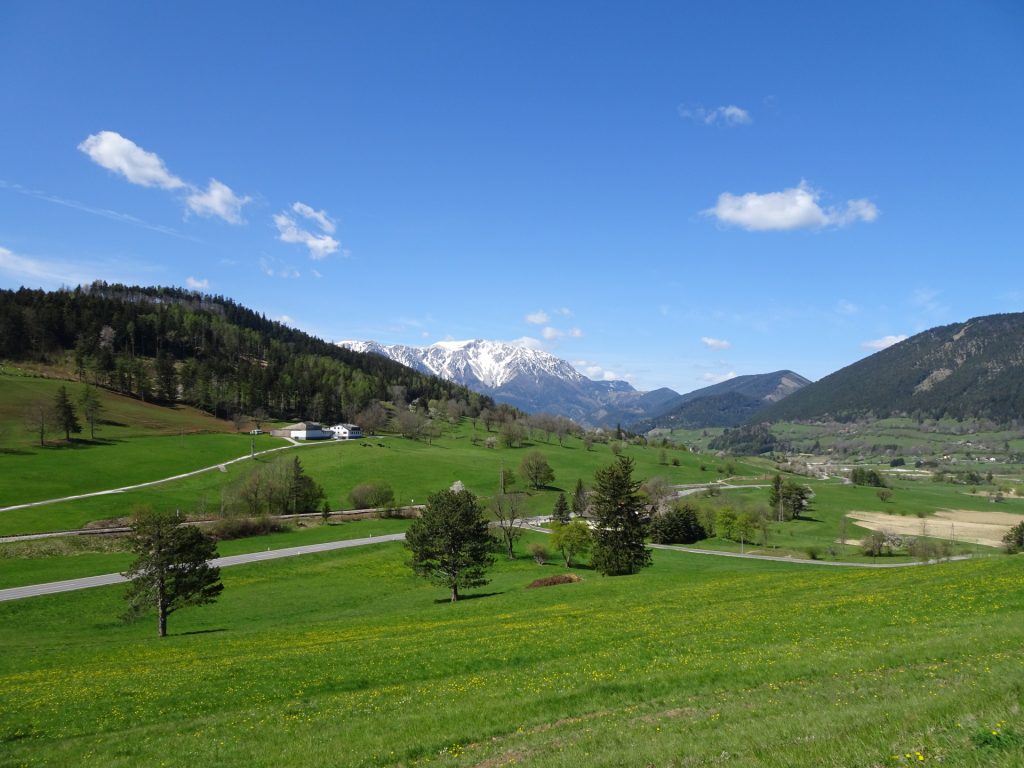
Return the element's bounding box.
[329,423,363,439]
[269,421,334,440]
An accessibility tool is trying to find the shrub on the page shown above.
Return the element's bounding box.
[805,545,821,560]
[208,516,287,541]
[649,503,706,545]
[349,481,395,511]
[526,573,582,589]
[528,542,548,565]
[1004,521,1024,553]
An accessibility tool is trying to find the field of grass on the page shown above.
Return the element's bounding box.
[0,372,287,510]
[0,418,758,536]
[1,534,1022,767]
[0,517,410,590]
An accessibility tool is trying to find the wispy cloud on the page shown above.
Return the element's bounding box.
[861,335,908,351]
[701,336,731,350]
[185,276,209,290]
[702,371,737,384]
[704,181,878,231]
[541,326,562,340]
[78,130,250,224]
[836,300,859,316]
[274,201,340,259]
[291,202,335,234]
[679,104,752,126]
[0,244,153,289]
[0,179,198,241]
[525,310,550,325]
[259,255,301,279]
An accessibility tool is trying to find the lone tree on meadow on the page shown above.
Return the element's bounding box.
[405,488,495,602]
[552,492,571,524]
[78,386,103,440]
[551,518,592,567]
[122,507,223,637]
[520,450,554,489]
[590,456,651,576]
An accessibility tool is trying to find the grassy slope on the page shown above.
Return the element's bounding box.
[0,372,287,509]
[0,538,1021,767]
[0,419,751,536]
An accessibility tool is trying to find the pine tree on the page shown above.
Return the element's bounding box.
[590,456,651,576]
[122,507,223,637]
[552,492,571,524]
[405,488,495,602]
[53,385,81,442]
[571,478,588,517]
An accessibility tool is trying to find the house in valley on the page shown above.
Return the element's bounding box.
[270,421,334,440]
[329,423,363,440]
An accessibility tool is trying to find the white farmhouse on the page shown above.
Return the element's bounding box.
[329,423,363,440]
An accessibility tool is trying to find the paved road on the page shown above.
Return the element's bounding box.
[0,532,405,603]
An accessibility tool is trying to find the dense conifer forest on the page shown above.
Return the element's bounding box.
[0,283,491,423]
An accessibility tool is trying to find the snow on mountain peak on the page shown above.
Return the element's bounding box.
[339,338,587,389]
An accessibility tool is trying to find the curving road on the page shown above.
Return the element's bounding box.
[0,532,405,603]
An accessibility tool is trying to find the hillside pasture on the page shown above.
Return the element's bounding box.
[0,538,1022,767]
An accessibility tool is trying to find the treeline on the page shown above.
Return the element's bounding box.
[0,283,491,422]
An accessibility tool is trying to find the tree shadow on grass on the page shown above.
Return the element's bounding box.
[433,591,504,604]
[179,627,229,636]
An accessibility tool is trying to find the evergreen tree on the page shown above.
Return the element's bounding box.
[78,386,104,440]
[590,456,651,576]
[122,507,223,637]
[769,473,784,522]
[571,478,588,517]
[53,385,81,441]
[552,492,571,524]
[405,488,495,602]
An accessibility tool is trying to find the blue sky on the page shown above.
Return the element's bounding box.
[2,2,1022,394]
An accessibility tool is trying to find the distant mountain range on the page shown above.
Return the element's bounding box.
[630,370,811,431]
[339,339,809,429]
[760,312,1024,423]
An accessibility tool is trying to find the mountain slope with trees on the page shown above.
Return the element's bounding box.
[760,313,1024,423]
[630,370,809,431]
[0,283,489,423]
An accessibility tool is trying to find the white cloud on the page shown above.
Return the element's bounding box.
[78,131,185,189]
[277,315,295,326]
[185,276,208,289]
[541,326,563,340]
[510,336,544,350]
[836,300,859,315]
[861,335,907,351]
[273,212,339,260]
[292,202,336,234]
[525,310,550,325]
[704,181,878,231]
[701,336,731,350]
[78,131,250,225]
[569,327,584,338]
[679,104,752,126]
[702,371,737,384]
[274,202,340,259]
[556,307,573,317]
[186,179,251,224]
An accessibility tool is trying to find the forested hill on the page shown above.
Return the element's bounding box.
[0,283,491,422]
[760,312,1024,423]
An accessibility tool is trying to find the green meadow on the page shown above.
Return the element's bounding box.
[1,530,1022,767]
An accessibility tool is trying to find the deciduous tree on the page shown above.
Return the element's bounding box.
[519,450,554,489]
[551,518,592,567]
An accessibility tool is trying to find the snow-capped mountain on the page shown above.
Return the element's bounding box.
[339,339,661,426]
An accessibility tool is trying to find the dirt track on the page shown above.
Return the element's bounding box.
[848,509,1024,548]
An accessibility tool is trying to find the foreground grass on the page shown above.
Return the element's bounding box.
[1,537,1022,767]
